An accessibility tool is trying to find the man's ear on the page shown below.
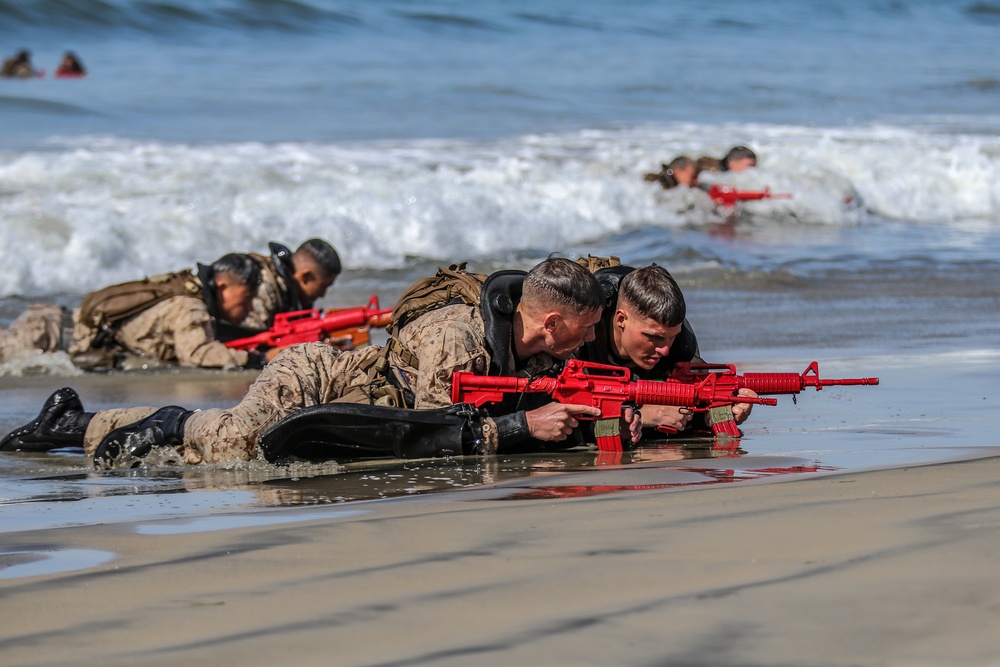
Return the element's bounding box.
[614,308,628,330]
[542,311,560,333]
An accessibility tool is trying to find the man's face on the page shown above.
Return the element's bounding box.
[546,307,602,359]
[217,279,256,324]
[675,164,699,187]
[298,272,336,306]
[727,157,756,172]
[294,261,337,306]
[615,307,682,370]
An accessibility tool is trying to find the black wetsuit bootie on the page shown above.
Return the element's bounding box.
[0,387,94,452]
[93,406,192,470]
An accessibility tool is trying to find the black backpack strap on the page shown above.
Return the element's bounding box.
[196,263,217,319]
[593,265,636,310]
[479,270,526,376]
[268,241,302,311]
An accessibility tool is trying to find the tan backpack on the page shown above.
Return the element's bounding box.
[575,254,621,272]
[385,262,487,337]
[71,270,203,354]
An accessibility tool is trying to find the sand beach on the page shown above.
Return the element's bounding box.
[3,2,1000,664]
[2,453,1000,666]
[1,349,999,666]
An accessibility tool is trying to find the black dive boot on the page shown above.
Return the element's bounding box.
[93,406,193,470]
[0,388,94,452]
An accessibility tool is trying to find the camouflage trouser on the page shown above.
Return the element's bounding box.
[0,305,63,361]
[83,342,384,464]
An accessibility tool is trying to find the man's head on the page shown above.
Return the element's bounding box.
[519,257,604,359]
[292,238,341,306]
[210,253,261,324]
[666,156,701,187]
[723,146,757,172]
[612,265,686,370]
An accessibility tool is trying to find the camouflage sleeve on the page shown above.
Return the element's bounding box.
[0,304,63,360]
[394,304,491,410]
[162,298,250,369]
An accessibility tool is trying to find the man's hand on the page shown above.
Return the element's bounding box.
[733,388,757,424]
[526,403,602,442]
[623,406,643,443]
[637,404,694,433]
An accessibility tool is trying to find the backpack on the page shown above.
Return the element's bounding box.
[352,262,487,405]
[386,262,487,337]
[71,270,203,353]
[575,254,621,272]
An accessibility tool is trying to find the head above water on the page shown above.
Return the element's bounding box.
[292,238,341,306]
[666,155,701,187]
[518,257,605,360]
[209,253,261,325]
[722,145,757,172]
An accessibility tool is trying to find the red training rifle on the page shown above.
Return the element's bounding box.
[452,359,879,452]
[665,361,879,437]
[452,359,779,452]
[706,184,793,208]
[225,295,393,351]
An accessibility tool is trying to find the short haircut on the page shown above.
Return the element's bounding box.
[211,253,261,288]
[523,257,604,315]
[295,238,342,278]
[618,265,686,327]
[724,145,757,164]
[667,155,696,172]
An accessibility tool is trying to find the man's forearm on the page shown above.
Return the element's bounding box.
[493,411,531,445]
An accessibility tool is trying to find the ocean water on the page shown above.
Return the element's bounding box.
[2,0,999,297]
[1,0,999,520]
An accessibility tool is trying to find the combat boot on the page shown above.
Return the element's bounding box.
[93,406,192,469]
[0,387,94,452]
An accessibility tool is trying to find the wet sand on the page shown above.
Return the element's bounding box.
[1,349,998,665]
[1,452,1000,666]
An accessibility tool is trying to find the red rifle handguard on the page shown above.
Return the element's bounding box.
[225,294,393,350]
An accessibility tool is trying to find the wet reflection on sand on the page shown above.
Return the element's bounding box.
[1,441,799,532]
[0,549,116,580]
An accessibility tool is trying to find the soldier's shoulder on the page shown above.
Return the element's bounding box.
[400,303,484,343]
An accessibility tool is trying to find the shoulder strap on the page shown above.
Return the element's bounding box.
[268,241,301,311]
[479,270,526,376]
[593,265,635,311]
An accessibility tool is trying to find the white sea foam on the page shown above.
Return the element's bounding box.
[0,350,82,378]
[1,123,999,298]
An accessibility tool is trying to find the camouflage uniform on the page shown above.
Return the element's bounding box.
[70,295,250,370]
[0,305,63,361]
[242,252,292,331]
[83,343,379,462]
[83,303,558,463]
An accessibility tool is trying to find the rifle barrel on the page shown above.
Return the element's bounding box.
[819,378,880,386]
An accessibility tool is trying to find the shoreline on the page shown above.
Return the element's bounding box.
[2,347,997,526]
[2,452,1000,666]
[2,345,998,666]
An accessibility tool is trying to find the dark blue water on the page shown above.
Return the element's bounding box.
[2,0,999,143]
